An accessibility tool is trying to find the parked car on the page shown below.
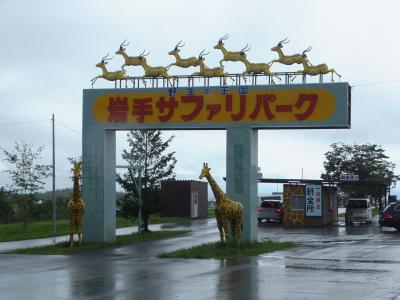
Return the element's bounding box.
[257,200,283,223]
[379,202,400,231]
[345,198,373,225]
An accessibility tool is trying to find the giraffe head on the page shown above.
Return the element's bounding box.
[72,162,81,181]
[199,162,211,180]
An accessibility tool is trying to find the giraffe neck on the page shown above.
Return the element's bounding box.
[72,177,81,202]
[205,173,224,203]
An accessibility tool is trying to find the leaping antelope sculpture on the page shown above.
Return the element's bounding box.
[214,34,251,67]
[291,46,341,82]
[269,38,303,66]
[239,55,281,84]
[115,39,142,71]
[91,54,131,87]
[136,50,173,86]
[167,40,199,69]
[190,50,234,84]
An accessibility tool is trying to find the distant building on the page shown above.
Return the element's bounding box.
[161,180,208,218]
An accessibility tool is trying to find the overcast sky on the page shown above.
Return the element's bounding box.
[1,0,400,197]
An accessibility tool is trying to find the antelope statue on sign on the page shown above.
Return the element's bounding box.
[136,50,173,86]
[91,54,131,87]
[167,40,199,69]
[190,50,233,84]
[214,34,251,67]
[237,47,280,84]
[115,39,142,71]
[291,46,341,82]
[269,38,303,66]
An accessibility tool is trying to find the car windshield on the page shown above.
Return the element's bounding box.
[347,200,368,209]
[383,203,396,212]
[261,201,280,208]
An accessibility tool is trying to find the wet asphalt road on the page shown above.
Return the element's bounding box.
[1,218,400,300]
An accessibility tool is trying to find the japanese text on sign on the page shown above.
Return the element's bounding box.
[93,86,337,125]
[305,184,322,217]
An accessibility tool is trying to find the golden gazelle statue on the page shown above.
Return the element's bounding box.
[68,162,85,247]
[237,46,280,84]
[214,33,251,67]
[167,41,199,69]
[136,50,173,86]
[291,46,341,82]
[91,54,131,87]
[269,38,303,66]
[115,39,143,71]
[190,50,233,84]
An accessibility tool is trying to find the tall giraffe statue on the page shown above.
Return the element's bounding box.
[199,163,243,244]
[68,162,85,247]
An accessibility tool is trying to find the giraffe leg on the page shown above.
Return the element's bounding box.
[222,219,229,244]
[77,220,82,245]
[235,214,243,246]
[215,213,224,243]
[69,220,74,247]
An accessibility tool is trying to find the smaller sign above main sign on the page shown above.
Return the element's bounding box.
[305,184,322,217]
[340,174,359,181]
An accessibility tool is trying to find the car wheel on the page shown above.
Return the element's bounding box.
[258,218,262,223]
[345,221,349,225]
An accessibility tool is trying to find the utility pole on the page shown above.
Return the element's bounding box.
[52,114,56,235]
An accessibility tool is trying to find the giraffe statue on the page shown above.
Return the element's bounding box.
[68,162,85,247]
[199,163,243,244]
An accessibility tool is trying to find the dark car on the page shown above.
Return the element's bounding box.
[379,202,400,230]
[257,200,283,223]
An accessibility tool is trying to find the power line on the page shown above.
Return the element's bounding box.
[0,119,49,126]
[55,120,81,134]
[351,79,400,88]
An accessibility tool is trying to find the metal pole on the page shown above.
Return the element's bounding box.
[52,114,56,235]
[138,169,142,234]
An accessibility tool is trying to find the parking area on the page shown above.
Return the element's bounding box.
[1,217,400,300]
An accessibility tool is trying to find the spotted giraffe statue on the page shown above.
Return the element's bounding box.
[68,162,85,247]
[199,163,243,244]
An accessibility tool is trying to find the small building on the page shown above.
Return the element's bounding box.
[161,180,208,218]
[259,178,338,227]
[283,183,337,227]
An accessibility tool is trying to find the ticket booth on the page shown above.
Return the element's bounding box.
[283,183,337,227]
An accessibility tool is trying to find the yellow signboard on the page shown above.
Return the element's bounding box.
[92,87,338,126]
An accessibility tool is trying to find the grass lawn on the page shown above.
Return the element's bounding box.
[7,230,189,255]
[0,214,186,243]
[159,240,295,260]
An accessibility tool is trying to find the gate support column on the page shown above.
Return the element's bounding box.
[82,126,116,243]
[226,127,258,242]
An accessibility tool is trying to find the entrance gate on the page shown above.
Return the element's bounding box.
[82,82,350,242]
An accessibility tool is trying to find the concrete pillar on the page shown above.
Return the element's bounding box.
[82,128,116,242]
[226,127,258,242]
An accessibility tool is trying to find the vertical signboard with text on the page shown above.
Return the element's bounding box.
[305,184,322,217]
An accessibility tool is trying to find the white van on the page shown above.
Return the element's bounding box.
[345,198,373,224]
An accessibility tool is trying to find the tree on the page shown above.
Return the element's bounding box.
[0,187,15,224]
[321,142,400,198]
[2,141,52,229]
[117,130,177,231]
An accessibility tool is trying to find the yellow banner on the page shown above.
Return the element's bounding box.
[92,88,336,124]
